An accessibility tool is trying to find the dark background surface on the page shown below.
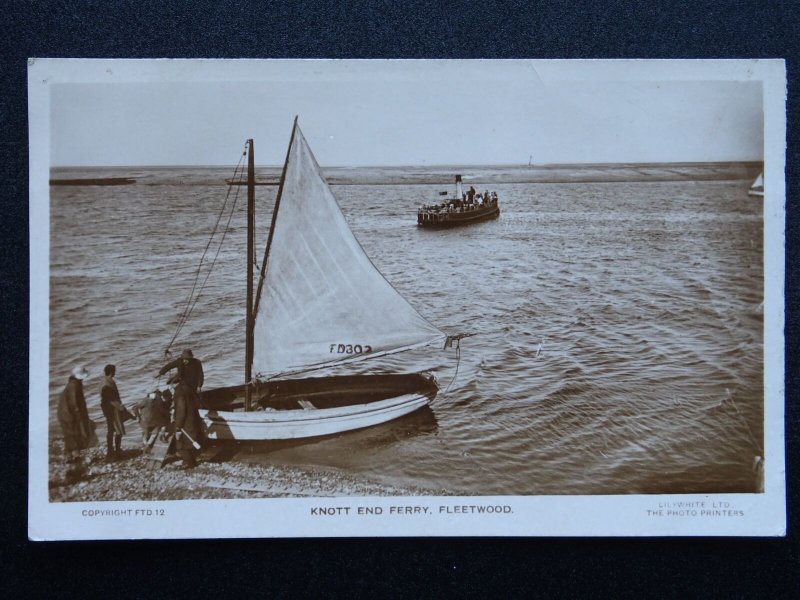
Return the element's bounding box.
[1,0,797,596]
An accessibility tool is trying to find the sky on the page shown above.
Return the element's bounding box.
[49,62,764,167]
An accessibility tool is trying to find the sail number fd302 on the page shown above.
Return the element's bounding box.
[330,344,373,355]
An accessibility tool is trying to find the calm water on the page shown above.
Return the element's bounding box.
[49,165,764,495]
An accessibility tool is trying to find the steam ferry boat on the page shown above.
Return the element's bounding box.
[417,175,500,228]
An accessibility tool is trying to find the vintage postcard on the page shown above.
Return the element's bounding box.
[28,59,786,539]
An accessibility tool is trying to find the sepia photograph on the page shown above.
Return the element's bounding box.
[28,59,786,539]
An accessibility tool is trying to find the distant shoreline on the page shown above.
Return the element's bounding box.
[50,177,136,186]
[49,161,763,187]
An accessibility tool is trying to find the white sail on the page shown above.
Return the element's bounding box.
[251,125,445,379]
[749,172,764,197]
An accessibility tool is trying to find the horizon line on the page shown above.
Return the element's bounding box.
[51,159,765,170]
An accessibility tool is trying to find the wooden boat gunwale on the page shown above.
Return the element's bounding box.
[199,373,438,440]
[200,392,433,440]
[202,391,431,425]
[201,372,438,410]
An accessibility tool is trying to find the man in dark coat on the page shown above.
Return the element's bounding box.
[100,364,128,461]
[158,349,204,395]
[57,366,92,463]
[172,378,203,469]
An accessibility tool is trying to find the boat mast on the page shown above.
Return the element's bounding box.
[245,117,298,391]
[245,139,255,411]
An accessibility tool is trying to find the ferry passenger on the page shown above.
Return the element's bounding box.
[467,186,476,202]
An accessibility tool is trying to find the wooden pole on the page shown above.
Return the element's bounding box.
[245,139,255,411]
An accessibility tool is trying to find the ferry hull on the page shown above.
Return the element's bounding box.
[418,205,500,228]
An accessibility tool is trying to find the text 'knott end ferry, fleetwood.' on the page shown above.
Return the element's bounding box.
[417,175,500,228]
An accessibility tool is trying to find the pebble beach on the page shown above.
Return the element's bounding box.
[48,440,449,502]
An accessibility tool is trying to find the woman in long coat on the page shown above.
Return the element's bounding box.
[57,366,92,462]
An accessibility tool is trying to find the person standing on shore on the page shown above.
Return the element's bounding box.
[100,364,127,461]
[172,377,203,469]
[158,349,204,398]
[57,366,92,463]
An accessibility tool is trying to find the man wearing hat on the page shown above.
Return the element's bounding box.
[57,366,92,463]
[100,364,129,461]
[157,349,204,397]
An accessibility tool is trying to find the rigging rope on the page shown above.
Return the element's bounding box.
[442,343,462,396]
[441,332,475,395]
[164,144,248,356]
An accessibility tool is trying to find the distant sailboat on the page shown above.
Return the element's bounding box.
[748,172,764,197]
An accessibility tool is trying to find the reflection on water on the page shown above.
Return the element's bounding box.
[49,165,764,495]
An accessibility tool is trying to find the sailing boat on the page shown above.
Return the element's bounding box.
[748,172,764,197]
[195,119,449,440]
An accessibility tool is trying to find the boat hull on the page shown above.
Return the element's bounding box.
[417,205,500,228]
[201,392,431,440]
[198,372,438,440]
